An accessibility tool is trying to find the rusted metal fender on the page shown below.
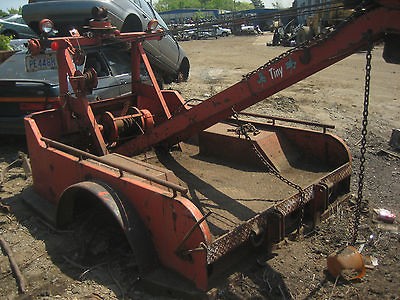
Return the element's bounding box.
[57,180,158,272]
[25,113,213,290]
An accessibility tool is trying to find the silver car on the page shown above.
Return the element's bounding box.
[22,0,190,84]
[0,14,37,39]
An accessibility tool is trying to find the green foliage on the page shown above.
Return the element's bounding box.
[193,11,207,20]
[0,34,13,51]
[0,25,12,51]
[234,1,254,11]
[155,0,253,12]
[0,6,23,50]
[0,7,22,17]
[8,7,23,15]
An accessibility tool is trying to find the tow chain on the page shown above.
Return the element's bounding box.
[252,141,306,234]
[352,42,373,245]
[235,1,375,240]
[231,112,305,234]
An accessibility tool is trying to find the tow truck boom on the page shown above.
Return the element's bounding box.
[115,0,400,155]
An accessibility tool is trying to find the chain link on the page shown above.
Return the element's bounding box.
[352,43,372,245]
[250,139,305,234]
[236,1,374,241]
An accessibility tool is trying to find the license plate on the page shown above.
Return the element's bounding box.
[25,53,58,72]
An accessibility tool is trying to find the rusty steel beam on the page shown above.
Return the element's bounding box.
[235,111,335,132]
[187,103,335,132]
[41,137,188,195]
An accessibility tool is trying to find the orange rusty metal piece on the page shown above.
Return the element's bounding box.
[27,39,42,56]
[100,108,154,144]
[24,119,212,289]
[23,27,212,290]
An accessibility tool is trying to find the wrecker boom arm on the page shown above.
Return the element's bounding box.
[115,0,400,156]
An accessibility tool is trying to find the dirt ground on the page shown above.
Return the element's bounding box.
[0,34,399,299]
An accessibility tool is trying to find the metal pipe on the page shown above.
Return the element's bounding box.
[175,211,212,254]
[236,111,335,130]
[187,103,335,131]
[41,137,188,195]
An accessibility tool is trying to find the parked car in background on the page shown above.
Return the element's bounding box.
[214,26,232,37]
[240,24,256,35]
[175,25,231,41]
[0,41,148,135]
[190,29,216,40]
[0,14,37,39]
[22,0,190,84]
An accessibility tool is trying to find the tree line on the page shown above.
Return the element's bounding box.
[0,1,254,17]
[154,0,254,12]
[0,7,22,17]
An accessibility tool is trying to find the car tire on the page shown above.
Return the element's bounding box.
[176,58,190,82]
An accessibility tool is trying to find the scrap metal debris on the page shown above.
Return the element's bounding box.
[376,149,400,159]
[0,237,27,294]
[0,152,31,185]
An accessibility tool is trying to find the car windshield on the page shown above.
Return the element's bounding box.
[101,48,130,75]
